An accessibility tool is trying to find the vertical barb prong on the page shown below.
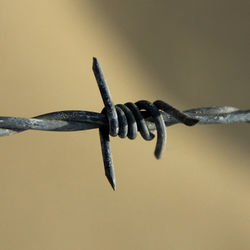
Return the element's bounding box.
[92,57,119,137]
[92,57,118,190]
[99,127,116,191]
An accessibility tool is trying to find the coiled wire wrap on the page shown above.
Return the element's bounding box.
[102,101,198,159]
[99,100,198,190]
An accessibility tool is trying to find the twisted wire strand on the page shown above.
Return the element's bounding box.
[0,106,248,136]
[0,58,249,190]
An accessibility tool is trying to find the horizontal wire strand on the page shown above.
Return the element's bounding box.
[0,107,249,136]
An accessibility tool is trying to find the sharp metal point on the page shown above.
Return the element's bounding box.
[105,172,116,191]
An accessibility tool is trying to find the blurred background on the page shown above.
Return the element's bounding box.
[0,1,249,249]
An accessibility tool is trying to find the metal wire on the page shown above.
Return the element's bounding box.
[0,58,249,190]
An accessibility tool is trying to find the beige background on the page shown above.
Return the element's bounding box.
[0,1,249,249]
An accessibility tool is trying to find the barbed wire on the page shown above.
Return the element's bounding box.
[1,58,249,190]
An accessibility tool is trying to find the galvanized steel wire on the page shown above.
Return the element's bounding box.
[1,58,249,190]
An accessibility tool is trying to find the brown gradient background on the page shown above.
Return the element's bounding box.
[0,1,249,249]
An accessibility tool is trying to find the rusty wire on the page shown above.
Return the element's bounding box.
[0,58,249,190]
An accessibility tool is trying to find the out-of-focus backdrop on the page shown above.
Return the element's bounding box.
[0,1,249,249]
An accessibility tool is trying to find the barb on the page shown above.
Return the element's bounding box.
[0,58,249,190]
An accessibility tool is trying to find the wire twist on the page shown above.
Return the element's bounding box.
[0,57,249,190]
[93,58,200,189]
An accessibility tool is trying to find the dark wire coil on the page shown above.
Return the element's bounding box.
[102,100,198,159]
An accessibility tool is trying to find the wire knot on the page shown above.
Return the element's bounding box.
[93,58,198,190]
